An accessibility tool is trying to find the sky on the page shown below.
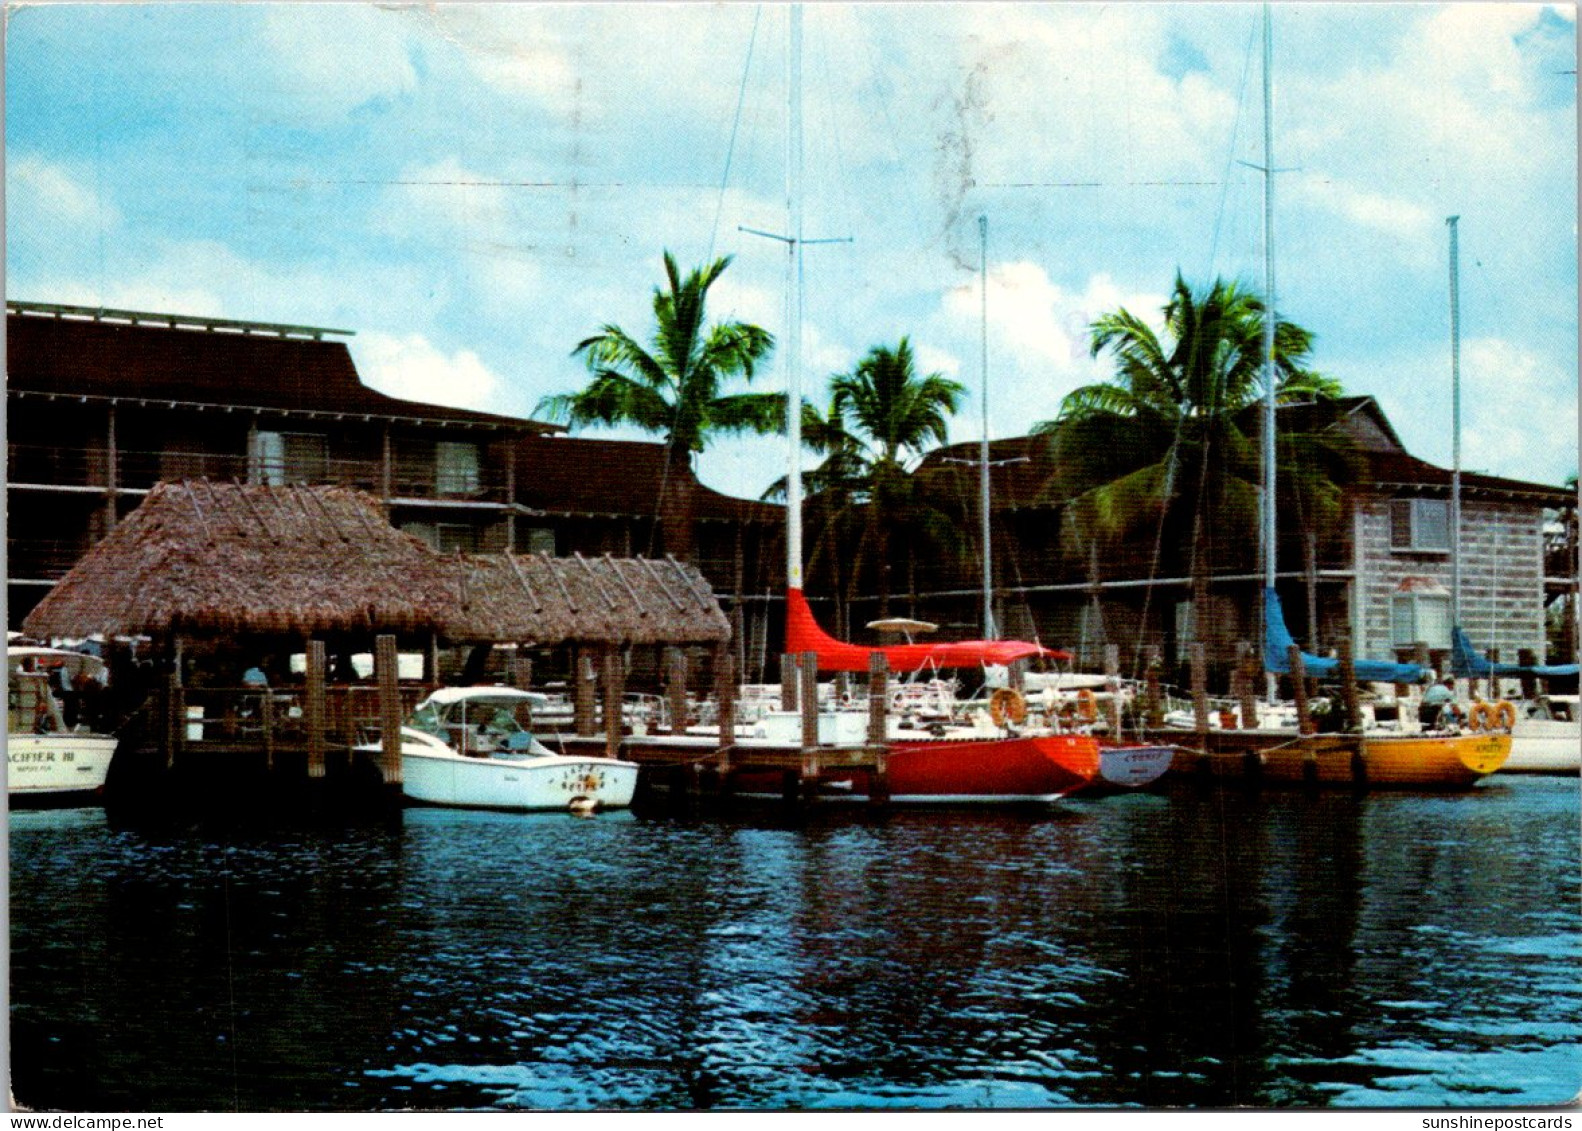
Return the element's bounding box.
[6,1,1577,502]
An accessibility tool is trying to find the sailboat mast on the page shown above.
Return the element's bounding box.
[1447,215,1462,632]
[1260,3,1279,700]
[785,3,805,592]
[979,214,995,640]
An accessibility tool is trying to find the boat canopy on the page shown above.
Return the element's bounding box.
[786,588,1067,674]
[1451,627,1579,680]
[1263,588,1431,684]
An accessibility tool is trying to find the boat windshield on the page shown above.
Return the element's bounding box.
[408,696,540,753]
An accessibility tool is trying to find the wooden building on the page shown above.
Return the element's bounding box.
[6,301,781,666]
[892,396,1577,680]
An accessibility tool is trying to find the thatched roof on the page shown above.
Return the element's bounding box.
[23,482,734,648]
[439,552,731,646]
[21,481,451,640]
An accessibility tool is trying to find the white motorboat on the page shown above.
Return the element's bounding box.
[1501,695,1580,774]
[8,646,118,802]
[369,687,638,813]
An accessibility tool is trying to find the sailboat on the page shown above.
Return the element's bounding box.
[1246,7,1507,788]
[765,5,1099,803]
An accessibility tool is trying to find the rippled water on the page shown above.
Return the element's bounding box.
[9,776,1580,1111]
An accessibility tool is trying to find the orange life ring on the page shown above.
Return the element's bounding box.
[1074,688,1099,723]
[1493,700,1517,731]
[989,687,1028,727]
[1467,700,1495,732]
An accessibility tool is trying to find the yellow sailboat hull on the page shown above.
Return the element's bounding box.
[1259,732,1511,788]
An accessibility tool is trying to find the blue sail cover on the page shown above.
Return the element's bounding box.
[1264,588,1431,684]
[1451,627,1579,680]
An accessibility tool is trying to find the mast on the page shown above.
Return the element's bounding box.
[1447,215,1462,632]
[1260,2,1278,700]
[979,214,995,639]
[785,2,805,593]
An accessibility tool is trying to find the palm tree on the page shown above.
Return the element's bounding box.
[1035,272,1354,645]
[536,251,778,561]
[800,338,967,619]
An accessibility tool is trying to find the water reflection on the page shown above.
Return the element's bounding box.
[9,778,1579,1110]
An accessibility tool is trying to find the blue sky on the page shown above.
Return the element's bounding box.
[6,2,1577,501]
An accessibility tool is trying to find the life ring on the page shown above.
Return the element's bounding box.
[1074,688,1099,723]
[1467,700,1495,732]
[989,687,1028,727]
[1493,700,1517,731]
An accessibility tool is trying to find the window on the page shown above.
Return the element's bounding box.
[523,526,557,555]
[251,431,327,485]
[1391,591,1452,649]
[1390,498,1451,553]
[436,441,481,496]
[436,524,479,554]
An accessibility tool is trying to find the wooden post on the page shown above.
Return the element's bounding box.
[665,646,689,735]
[867,651,890,806]
[1337,636,1361,732]
[375,634,402,786]
[261,681,275,773]
[1288,644,1313,735]
[511,654,533,691]
[574,646,598,737]
[1104,643,1123,736]
[1143,645,1164,728]
[601,645,625,760]
[714,642,736,780]
[780,653,799,713]
[1518,648,1539,701]
[1485,648,1500,702]
[1190,642,1210,738]
[1236,641,1260,729]
[1412,641,1432,721]
[799,651,820,791]
[305,640,327,779]
[1008,658,1026,694]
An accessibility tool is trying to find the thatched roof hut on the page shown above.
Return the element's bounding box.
[438,552,731,647]
[21,481,451,641]
[23,482,734,651]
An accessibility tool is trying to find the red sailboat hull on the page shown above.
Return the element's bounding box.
[732,732,1100,804]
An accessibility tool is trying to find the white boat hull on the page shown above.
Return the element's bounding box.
[1096,744,1177,789]
[401,746,639,812]
[1500,719,1581,774]
[7,732,117,799]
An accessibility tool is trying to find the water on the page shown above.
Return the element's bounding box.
[9,776,1580,1111]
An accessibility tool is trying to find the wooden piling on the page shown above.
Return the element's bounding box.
[574,646,598,737]
[1337,636,1361,732]
[780,653,799,713]
[601,645,625,760]
[799,651,820,792]
[305,640,327,779]
[1236,641,1260,729]
[375,634,402,786]
[1104,644,1123,736]
[1143,645,1164,728]
[714,642,736,787]
[1189,642,1209,738]
[1518,648,1539,700]
[511,655,533,691]
[665,646,689,735]
[1288,644,1314,736]
[868,652,890,807]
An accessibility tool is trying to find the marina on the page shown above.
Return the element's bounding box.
[10,775,1579,1110]
[5,0,1578,1116]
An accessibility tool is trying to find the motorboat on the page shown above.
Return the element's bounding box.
[368,687,638,813]
[8,646,118,803]
[1501,695,1580,774]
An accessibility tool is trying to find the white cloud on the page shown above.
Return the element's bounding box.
[354,332,503,411]
[5,154,114,229]
[260,6,417,117]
